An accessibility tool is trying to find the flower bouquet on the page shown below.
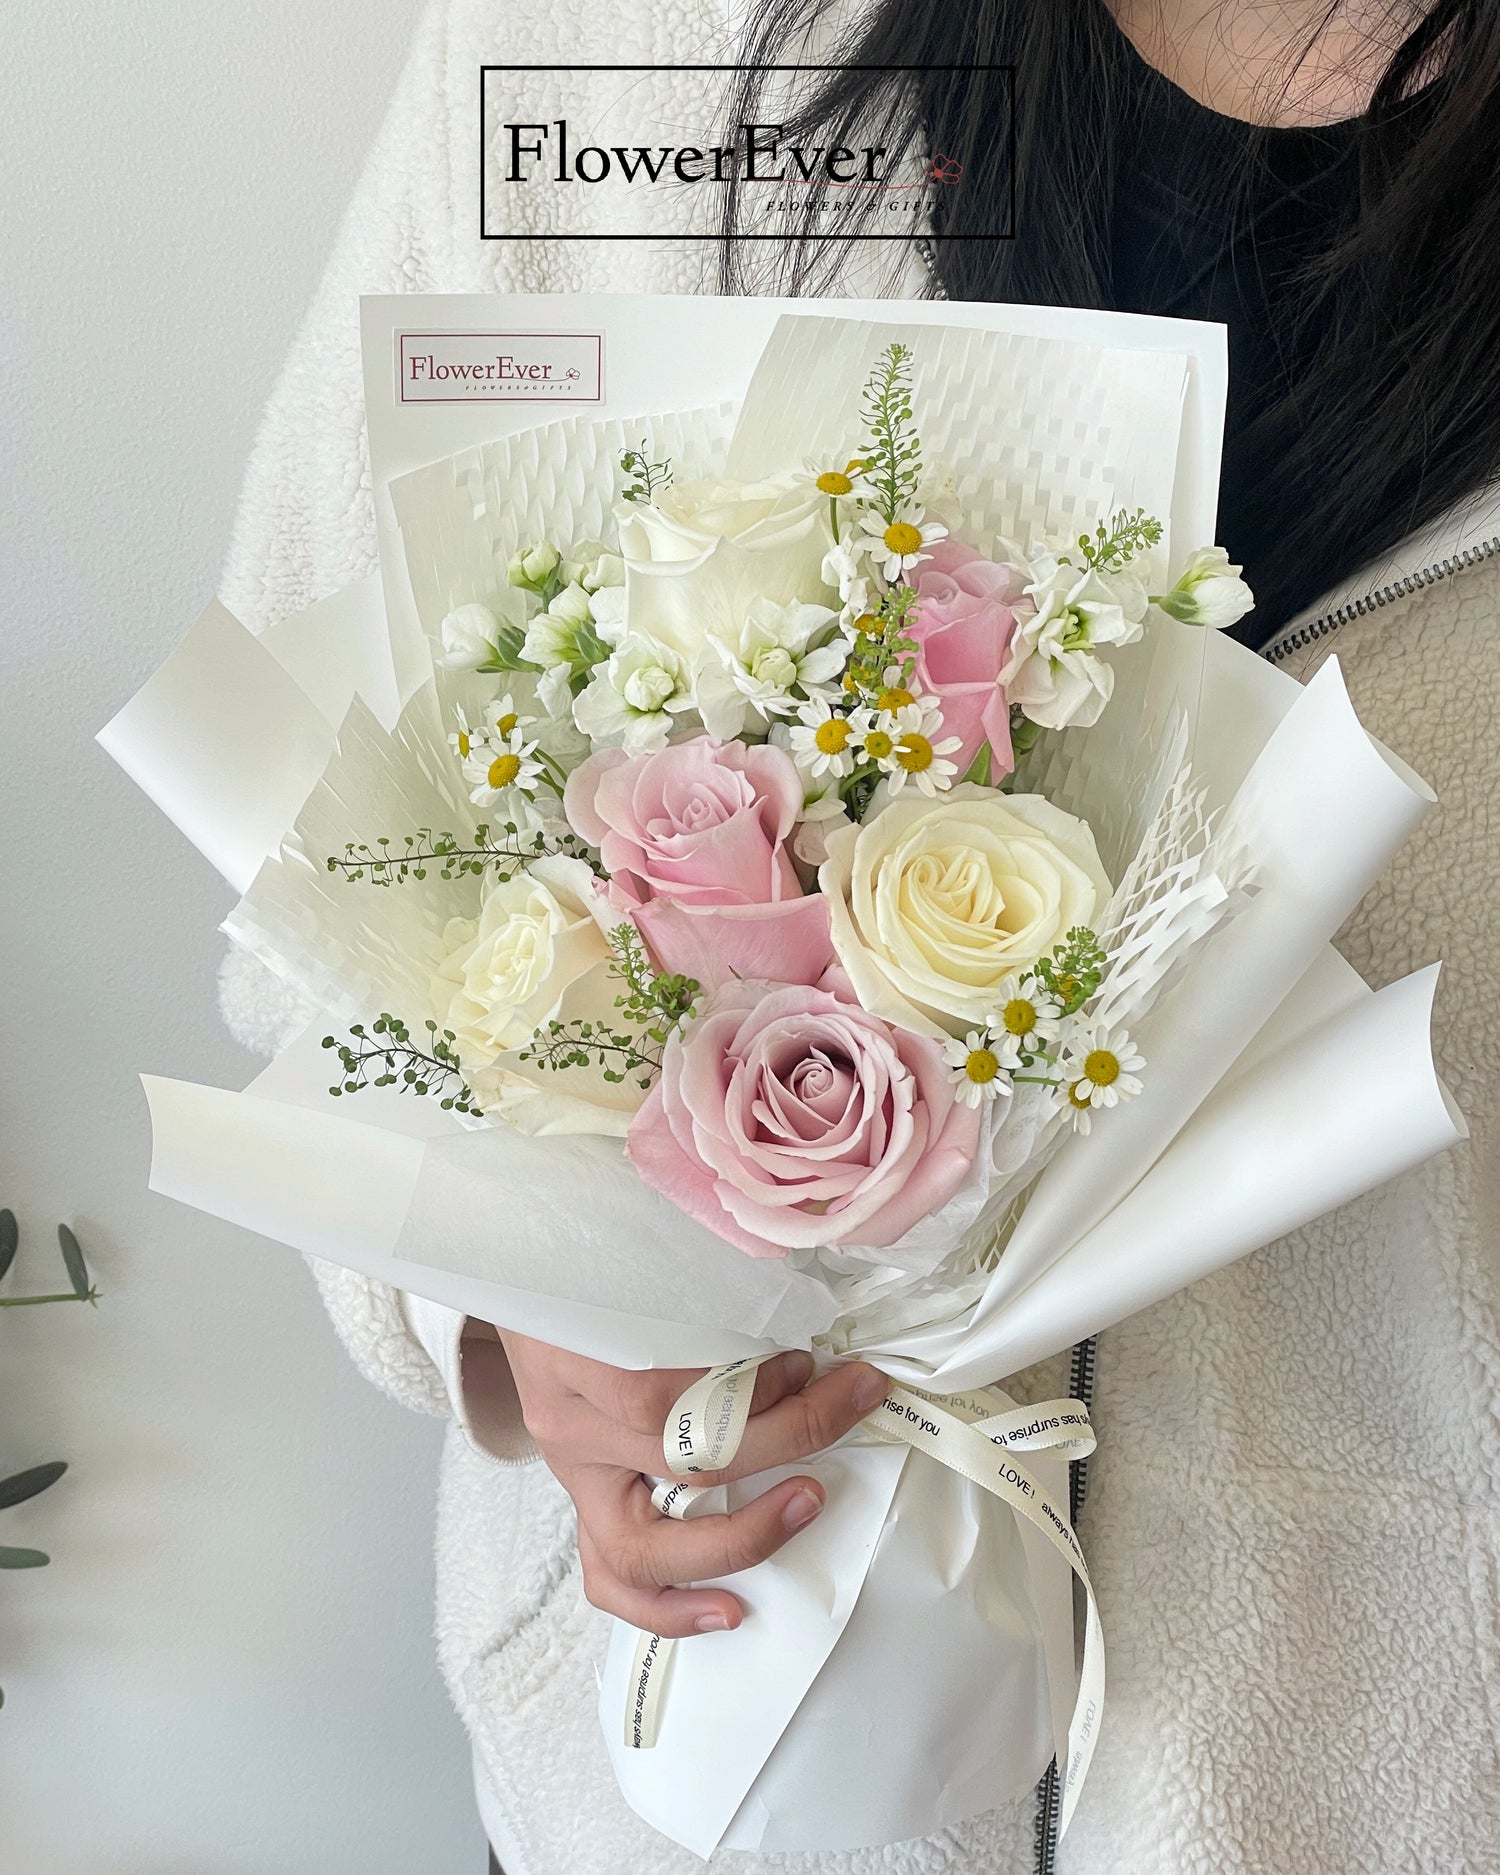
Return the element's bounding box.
[101,298,1463,1857]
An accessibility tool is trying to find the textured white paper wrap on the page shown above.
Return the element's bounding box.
[101,298,1464,1859]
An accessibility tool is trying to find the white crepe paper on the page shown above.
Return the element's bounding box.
[102,297,1464,1859]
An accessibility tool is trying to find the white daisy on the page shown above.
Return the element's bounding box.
[1058,1025,1146,1133]
[483,692,537,743]
[802,457,875,505]
[447,703,485,766]
[788,697,862,781]
[942,1031,1016,1108]
[986,974,1065,1068]
[852,507,949,583]
[868,700,962,797]
[462,728,544,810]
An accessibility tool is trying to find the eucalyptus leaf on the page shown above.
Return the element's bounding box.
[0,1547,50,1569]
[0,1463,67,1511]
[0,1210,16,1282]
[56,1225,89,1300]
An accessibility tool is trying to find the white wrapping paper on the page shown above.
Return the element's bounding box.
[102,297,1465,1858]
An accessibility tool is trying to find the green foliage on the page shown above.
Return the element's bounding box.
[0,1549,49,1571]
[0,1464,67,1513]
[0,1212,16,1284]
[0,1215,97,1308]
[858,342,922,524]
[518,924,700,1089]
[619,441,673,504]
[476,622,537,673]
[326,822,602,888]
[323,1015,479,1115]
[1031,927,1109,1016]
[1073,507,1163,574]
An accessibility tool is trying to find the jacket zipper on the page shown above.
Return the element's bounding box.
[1261,533,1500,665]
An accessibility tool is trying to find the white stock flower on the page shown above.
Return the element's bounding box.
[438,602,505,672]
[506,541,561,592]
[1058,1025,1146,1132]
[1000,550,1150,730]
[819,785,1112,1038]
[522,581,596,673]
[430,855,610,1064]
[941,1030,1016,1108]
[1154,546,1255,630]
[558,540,625,594]
[694,597,845,741]
[572,633,694,753]
[851,507,948,582]
[821,535,875,620]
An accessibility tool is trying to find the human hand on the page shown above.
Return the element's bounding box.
[497,1329,888,1636]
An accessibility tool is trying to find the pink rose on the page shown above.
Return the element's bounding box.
[564,737,833,989]
[908,538,1024,777]
[628,982,982,1259]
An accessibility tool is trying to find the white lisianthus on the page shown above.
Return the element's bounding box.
[1000,550,1149,730]
[617,474,835,660]
[851,507,948,582]
[572,633,694,753]
[1153,546,1255,630]
[431,855,611,1064]
[438,602,505,672]
[818,784,1112,1038]
[693,597,845,741]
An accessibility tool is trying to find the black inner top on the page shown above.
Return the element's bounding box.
[1103,32,1364,640]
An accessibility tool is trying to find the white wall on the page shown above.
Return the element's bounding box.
[1,6,486,1870]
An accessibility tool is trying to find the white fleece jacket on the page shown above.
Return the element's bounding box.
[217,6,1500,1870]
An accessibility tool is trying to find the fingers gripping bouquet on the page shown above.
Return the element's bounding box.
[103,303,1463,1858]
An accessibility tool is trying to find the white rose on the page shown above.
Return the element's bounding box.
[819,784,1112,1038]
[430,855,610,1063]
[1154,545,1255,630]
[617,474,835,659]
[470,960,649,1137]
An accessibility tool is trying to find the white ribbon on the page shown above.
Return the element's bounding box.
[626,1357,1102,1839]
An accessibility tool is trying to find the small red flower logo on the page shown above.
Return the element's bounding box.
[927,153,964,186]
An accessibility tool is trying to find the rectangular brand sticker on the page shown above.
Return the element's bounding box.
[396,330,603,403]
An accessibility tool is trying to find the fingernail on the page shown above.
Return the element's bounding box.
[853,1368,889,1414]
[783,1488,823,1532]
[694,1612,731,1633]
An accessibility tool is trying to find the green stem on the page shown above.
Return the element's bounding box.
[0,1292,90,1307]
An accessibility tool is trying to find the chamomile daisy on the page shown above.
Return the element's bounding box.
[484,692,537,743]
[872,700,963,797]
[1058,1026,1145,1133]
[788,697,863,781]
[853,508,949,582]
[942,1030,1016,1108]
[462,729,543,810]
[987,974,1064,1068]
[447,703,483,764]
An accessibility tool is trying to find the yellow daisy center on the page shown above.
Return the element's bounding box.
[863,728,894,762]
[487,752,523,789]
[494,711,519,737]
[816,470,855,497]
[876,686,915,713]
[843,671,862,694]
[456,731,471,757]
[896,732,934,772]
[965,1047,1000,1085]
[1001,997,1037,1036]
[1068,1081,1094,1109]
[1083,1048,1120,1087]
[815,717,851,754]
[883,521,924,557]
[852,613,881,636]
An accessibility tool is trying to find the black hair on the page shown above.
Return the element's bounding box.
[717,1,1500,632]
